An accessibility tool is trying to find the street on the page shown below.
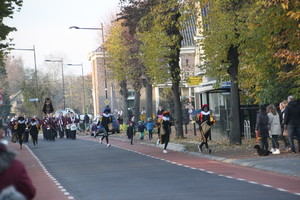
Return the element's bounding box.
[21,136,300,200]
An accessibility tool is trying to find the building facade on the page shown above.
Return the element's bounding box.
[88,46,123,116]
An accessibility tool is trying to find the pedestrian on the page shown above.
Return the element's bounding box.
[65,113,71,139]
[56,112,65,138]
[255,105,269,152]
[105,105,111,114]
[69,112,79,140]
[0,143,36,200]
[141,107,146,115]
[0,118,3,134]
[4,116,12,138]
[266,105,281,154]
[46,113,56,141]
[28,118,39,146]
[84,113,90,134]
[196,104,216,154]
[117,113,123,125]
[156,106,164,137]
[10,115,19,143]
[98,108,112,147]
[23,115,30,143]
[158,111,172,153]
[126,121,135,145]
[16,116,27,149]
[284,96,300,153]
[137,121,146,140]
[279,100,290,151]
[146,118,155,140]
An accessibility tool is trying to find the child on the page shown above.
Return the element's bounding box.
[126,121,135,145]
[137,121,146,140]
[146,118,155,140]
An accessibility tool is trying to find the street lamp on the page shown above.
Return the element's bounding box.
[69,23,108,100]
[66,63,85,114]
[10,45,39,113]
[44,59,65,109]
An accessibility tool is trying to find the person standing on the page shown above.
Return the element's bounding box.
[0,143,36,200]
[126,121,135,145]
[56,112,65,138]
[137,121,146,140]
[284,96,300,153]
[146,118,155,140]
[69,112,78,140]
[45,113,56,141]
[98,108,112,147]
[255,105,269,152]
[196,104,216,154]
[3,116,12,138]
[28,118,39,146]
[10,115,18,143]
[267,105,281,154]
[41,115,48,140]
[64,113,71,139]
[83,114,90,134]
[279,101,290,151]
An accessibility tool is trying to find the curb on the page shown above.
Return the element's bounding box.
[109,135,300,178]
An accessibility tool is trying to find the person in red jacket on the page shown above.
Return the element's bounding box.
[0,143,36,199]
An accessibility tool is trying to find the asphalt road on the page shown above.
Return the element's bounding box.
[28,138,299,200]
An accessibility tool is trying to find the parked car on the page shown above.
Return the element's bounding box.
[89,115,120,137]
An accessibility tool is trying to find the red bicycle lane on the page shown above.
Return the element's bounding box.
[8,142,74,200]
[83,136,300,196]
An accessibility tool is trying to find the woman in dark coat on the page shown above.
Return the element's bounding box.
[255,105,269,151]
[0,143,36,199]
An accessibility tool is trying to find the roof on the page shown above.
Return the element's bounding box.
[9,90,22,101]
[181,15,196,47]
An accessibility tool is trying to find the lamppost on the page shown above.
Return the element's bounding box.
[44,59,65,109]
[69,24,108,100]
[11,45,39,113]
[66,63,86,114]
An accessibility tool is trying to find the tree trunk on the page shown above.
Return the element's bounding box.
[172,82,184,138]
[167,11,184,138]
[133,89,141,123]
[120,80,129,123]
[145,77,153,119]
[227,45,242,145]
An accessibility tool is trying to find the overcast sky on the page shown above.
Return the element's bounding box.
[4,0,120,76]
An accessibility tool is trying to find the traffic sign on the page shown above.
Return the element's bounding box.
[104,99,110,105]
[29,98,39,102]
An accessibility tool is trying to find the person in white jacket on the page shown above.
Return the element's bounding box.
[267,105,281,154]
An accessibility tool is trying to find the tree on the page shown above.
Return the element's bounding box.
[19,69,53,117]
[196,0,254,144]
[237,0,300,103]
[5,56,25,94]
[118,0,162,122]
[106,20,132,122]
[0,0,23,117]
[138,0,185,138]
